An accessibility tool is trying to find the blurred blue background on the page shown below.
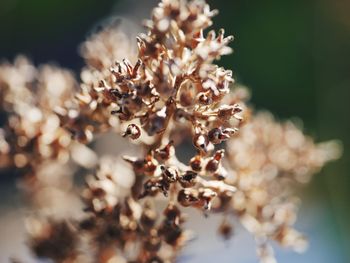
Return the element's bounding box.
[0,0,349,262]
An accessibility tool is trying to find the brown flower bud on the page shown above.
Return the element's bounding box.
[198,188,217,210]
[193,133,213,152]
[123,124,141,140]
[217,104,242,121]
[144,155,158,176]
[197,92,212,105]
[208,127,222,144]
[208,127,238,144]
[161,166,178,183]
[205,150,225,173]
[154,141,174,161]
[190,155,202,171]
[139,178,164,199]
[177,189,199,207]
[179,171,198,188]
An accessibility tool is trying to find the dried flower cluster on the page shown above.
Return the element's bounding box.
[62,22,139,144]
[0,56,76,169]
[224,113,339,262]
[0,0,340,263]
[0,57,82,213]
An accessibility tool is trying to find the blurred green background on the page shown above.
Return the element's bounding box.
[0,0,349,262]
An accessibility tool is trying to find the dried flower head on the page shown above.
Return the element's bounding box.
[0,57,96,216]
[60,21,139,144]
[72,0,245,149]
[0,1,341,263]
[223,112,341,260]
[78,157,191,263]
[0,56,77,170]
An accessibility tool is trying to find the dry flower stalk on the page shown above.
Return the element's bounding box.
[0,0,340,263]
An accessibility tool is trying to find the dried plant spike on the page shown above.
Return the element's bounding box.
[0,1,341,263]
[78,0,244,151]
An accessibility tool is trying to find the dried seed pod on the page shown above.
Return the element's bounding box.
[197,92,213,105]
[179,171,198,188]
[205,150,225,173]
[139,178,164,199]
[217,104,242,121]
[193,133,213,152]
[208,127,238,144]
[198,188,217,210]
[144,155,158,176]
[208,127,222,144]
[123,124,141,140]
[154,141,175,161]
[190,155,203,171]
[143,112,167,136]
[221,127,238,139]
[161,165,179,183]
[177,189,199,207]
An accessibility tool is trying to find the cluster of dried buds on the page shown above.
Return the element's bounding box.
[224,113,340,262]
[0,56,76,170]
[27,157,191,263]
[0,0,341,263]
[0,57,78,206]
[59,22,139,144]
[124,141,236,209]
[79,157,192,263]
[83,0,245,149]
[0,56,97,218]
